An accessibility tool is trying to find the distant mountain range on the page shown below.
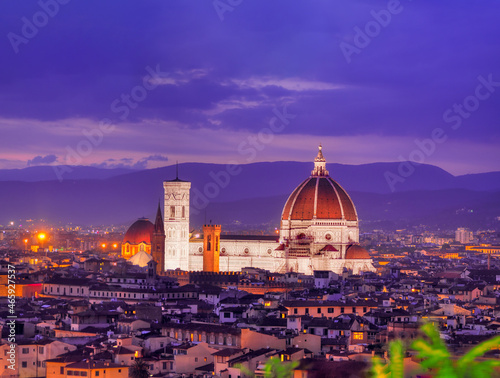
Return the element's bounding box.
[0,162,498,230]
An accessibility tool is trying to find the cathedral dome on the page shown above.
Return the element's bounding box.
[281,146,357,222]
[123,218,154,244]
[345,244,370,259]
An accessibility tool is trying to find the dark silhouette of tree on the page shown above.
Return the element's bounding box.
[130,359,149,378]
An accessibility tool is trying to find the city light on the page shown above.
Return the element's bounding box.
[38,233,46,241]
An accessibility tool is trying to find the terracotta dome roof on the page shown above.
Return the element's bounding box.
[281,176,357,221]
[123,218,154,244]
[345,244,370,259]
[281,145,357,222]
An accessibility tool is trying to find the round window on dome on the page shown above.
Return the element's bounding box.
[198,247,202,253]
[244,248,249,254]
[267,248,272,255]
[221,248,226,254]
[325,233,332,240]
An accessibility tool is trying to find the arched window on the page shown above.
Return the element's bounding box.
[182,206,185,218]
[207,235,211,251]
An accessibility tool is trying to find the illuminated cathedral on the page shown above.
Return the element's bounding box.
[123,146,375,275]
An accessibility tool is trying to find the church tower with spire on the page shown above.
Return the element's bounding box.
[163,168,191,271]
[151,202,166,275]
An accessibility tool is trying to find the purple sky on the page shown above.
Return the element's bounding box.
[1,0,499,175]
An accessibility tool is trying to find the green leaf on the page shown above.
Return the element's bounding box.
[389,340,404,378]
[457,334,500,375]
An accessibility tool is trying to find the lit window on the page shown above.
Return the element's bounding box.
[353,332,363,340]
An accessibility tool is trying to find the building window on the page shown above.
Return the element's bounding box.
[328,308,334,313]
[317,308,321,314]
[39,346,44,354]
[353,332,363,340]
[60,367,64,374]
[340,307,344,313]
[95,372,99,376]
[170,206,175,218]
[244,248,249,254]
[22,362,27,368]
[182,206,185,218]
[293,308,298,314]
[224,312,231,318]
[352,307,356,313]
[22,348,29,354]
[305,308,309,314]
[363,307,367,313]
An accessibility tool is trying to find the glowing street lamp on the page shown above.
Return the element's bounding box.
[24,238,28,251]
[37,233,46,253]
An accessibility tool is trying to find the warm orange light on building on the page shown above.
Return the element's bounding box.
[353,332,363,340]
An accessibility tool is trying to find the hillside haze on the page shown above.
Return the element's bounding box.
[0,162,499,230]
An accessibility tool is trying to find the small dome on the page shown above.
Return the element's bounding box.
[128,250,153,267]
[345,244,370,259]
[123,218,154,244]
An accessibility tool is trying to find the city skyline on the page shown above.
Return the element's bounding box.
[0,1,499,175]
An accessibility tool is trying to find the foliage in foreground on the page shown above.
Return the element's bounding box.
[236,357,299,378]
[129,358,150,378]
[371,323,500,378]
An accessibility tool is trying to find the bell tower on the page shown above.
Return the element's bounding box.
[163,172,191,271]
[203,224,221,272]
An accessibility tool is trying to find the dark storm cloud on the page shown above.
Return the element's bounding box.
[0,0,499,172]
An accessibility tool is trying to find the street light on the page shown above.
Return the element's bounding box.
[37,233,46,253]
